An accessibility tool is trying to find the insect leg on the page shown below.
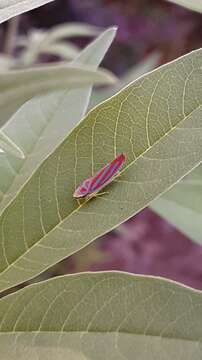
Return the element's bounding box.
[87,191,109,200]
[96,191,109,197]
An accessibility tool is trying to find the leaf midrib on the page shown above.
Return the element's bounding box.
[0,330,200,344]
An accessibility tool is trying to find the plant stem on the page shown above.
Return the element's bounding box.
[3,16,21,55]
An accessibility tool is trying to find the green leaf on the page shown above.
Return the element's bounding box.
[0,130,24,159]
[90,51,160,109]
[0,62,116,128]
[0,48,202,293]
[166,0,202,13]
[0,27,117,212]
[151,165,202,243]
[0,0,55,24]
[0,272,202,359]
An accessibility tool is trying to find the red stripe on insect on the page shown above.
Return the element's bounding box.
[73,153,126,199]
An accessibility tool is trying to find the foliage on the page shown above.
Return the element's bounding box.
[166,0,202,13]
[0,0,55,24]
[0,47,202,293]
[1,272,202,360]
[0,0,202,358]
[152,165,202,244]
[16,23,102,66]
[0,63,115,129]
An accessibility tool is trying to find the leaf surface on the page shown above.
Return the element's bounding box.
[152,165,202,243]
[166,0,202,13]
[90,51,160,109]
[0,272,202,359]
[0,62,115,128]
[0,130,24,158]
[0,0,55,24]
[0,49,202,292]
[0,28,117,214]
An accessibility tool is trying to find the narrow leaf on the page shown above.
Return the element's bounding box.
[166,0,202,13]
[0,49,202,292]
[0,272,202,359]
[0,0,55,24]
[152,165,202,244]
[0,63,116,128]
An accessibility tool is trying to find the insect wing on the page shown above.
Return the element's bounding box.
[89,153,125,193]
[73,176,93,198]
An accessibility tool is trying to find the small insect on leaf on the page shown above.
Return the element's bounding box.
[73,153,126,199]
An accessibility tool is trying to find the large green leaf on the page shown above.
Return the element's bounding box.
[152,165,202,243]
[0,27,117,212]
[0,0,55,24]
[0,49,202,293]
[0,272,202,359]
[166,0,202,13]
[0,62,115,128]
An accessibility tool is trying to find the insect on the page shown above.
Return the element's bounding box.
[73,153,126,199]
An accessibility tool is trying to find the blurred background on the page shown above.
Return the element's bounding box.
[1,0,202,290]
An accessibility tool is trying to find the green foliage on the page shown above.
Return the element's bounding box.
[152,165,202,243]
[0,272,202,359]
[1,0,202,357]
[0,27,117,212]
[0,63,115,128]
[18,23,101,66]
[90,51,160,109]
[0,48,201,293]
[152,0,202,240]
[166,0,202,13]
[0,0,55,24]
